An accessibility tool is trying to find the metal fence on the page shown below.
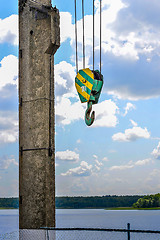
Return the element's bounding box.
[1,224,160,240]
[0,231,18,240]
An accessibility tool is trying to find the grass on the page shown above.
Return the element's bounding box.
[105,207,160,210]
[0,207,18,209]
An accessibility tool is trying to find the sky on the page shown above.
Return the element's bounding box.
[1,0,160,197]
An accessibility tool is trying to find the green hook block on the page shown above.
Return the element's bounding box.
[75,68,94,103]
[75,68,103,126]
[90,70,103,104]
[75,69,103,104]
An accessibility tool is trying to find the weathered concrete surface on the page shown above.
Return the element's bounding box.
[19,0,60,229]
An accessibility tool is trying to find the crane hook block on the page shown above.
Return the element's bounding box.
[75,68,103,126]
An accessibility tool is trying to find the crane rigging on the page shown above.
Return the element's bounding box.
[75,0,103,126]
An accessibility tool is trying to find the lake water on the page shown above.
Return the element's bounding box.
[0,209,160,239]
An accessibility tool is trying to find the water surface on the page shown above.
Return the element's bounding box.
[1,209,160,239]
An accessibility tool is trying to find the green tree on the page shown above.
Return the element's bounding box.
[133,194,160,208]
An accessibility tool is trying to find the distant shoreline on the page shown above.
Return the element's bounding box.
[0,207,18,210]
[105,207,160,210]
[1,207,160,210]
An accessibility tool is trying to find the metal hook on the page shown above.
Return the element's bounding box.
[85,101,95,126]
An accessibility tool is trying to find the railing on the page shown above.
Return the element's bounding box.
[40,223,160,240]
[1,224,160,239]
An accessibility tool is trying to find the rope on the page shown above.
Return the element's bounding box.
[82,0,85,69]
[74,0,78,73]
[93,0,94,71]
[100,0,102,75]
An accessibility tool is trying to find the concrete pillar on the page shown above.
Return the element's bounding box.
[19,0,60,230]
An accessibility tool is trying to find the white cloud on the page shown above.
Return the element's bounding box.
[95,159,103,167]
[152,142,160,160]
[93,155,103,171]
[130,119,138,127]
[102,157,109,161]
[135,158,152,166]
[55,61,76,97]
[0,55,18,90]
[95,159,103,172]
[61,161,92,177]
[56,150,79,162]
[0,15,18,45]
[95,165,101,171]
[110,158,152,171]
[55,61,85,125]
[57,163,160,196]
[0,157,18,170]
[0,111,18,145]
[123,102,136,116]
[0,131,17,144]
[102,0,126,23]
[56,95,85,125]
[60,12,74,43]
[92,99,119,127]
[112,120,150,142]
[110,164,134,171]
[149,169,160,177]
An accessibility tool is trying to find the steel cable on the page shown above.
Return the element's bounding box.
[100,0,102,75]
[93,0,94,71]
[74,0,102,74]
[74,0,78,73]
[82,0,85,69]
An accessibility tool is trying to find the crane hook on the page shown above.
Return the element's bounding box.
[85,101,95,126]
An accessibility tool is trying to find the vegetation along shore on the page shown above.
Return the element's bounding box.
[0,194,160,209]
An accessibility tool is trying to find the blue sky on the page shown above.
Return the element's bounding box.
[1,0,160,197]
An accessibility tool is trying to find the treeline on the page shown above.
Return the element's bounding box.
[55,195,143,209]
[133,193,160,208]
[0,198,19,209]
[0,195,144,209]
